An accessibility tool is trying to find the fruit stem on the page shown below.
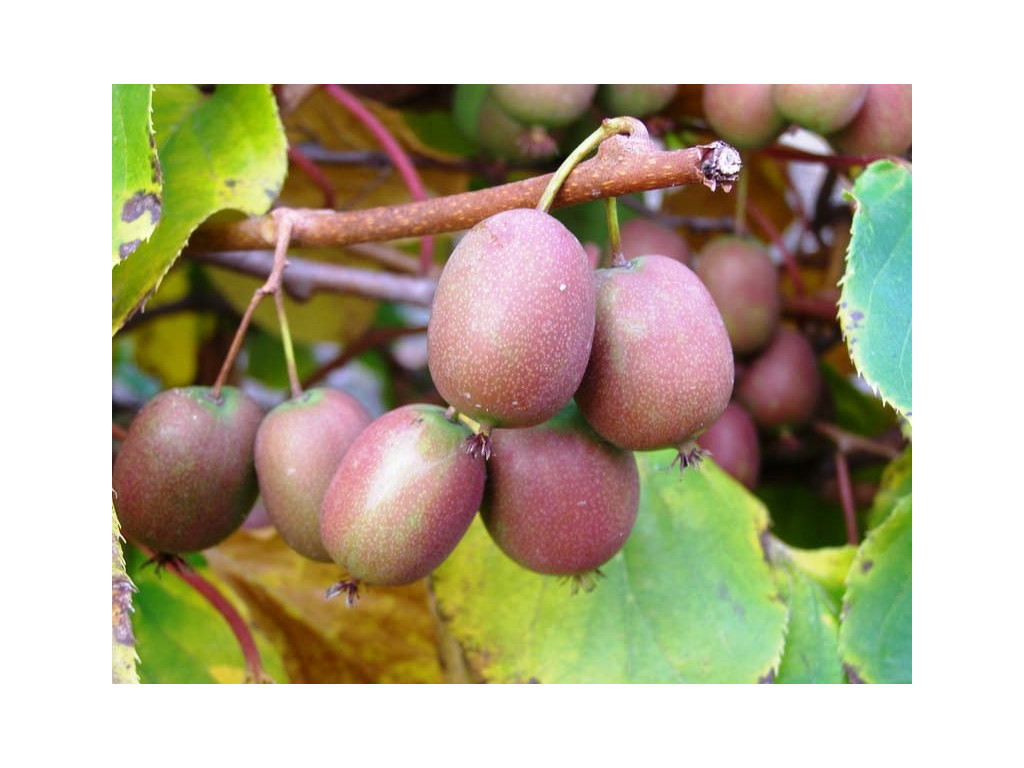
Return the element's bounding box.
[535,117,648,214]
[733,163,750,236]
[747,200,806,297]
[273,289,303,399]
[155,549,271,683]
[605,197,629,268]
[212,211,296,398]
[833,448,860,545]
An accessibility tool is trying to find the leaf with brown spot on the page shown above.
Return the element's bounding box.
[113,85,162,267]
[112,85,287,335]
[203,528,446,684]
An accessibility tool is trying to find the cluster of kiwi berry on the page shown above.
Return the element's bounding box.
[457,84,678,162]
[113,99,738,600]
[702,84,912,156]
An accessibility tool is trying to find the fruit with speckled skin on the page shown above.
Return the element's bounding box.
[492,84,597,128]
[113,386,263,554]
[697,402,761,489]
[599,84,678,117]
[772,84,867,135]
[481,402,639,578]
[620,218,690,265]
[703,84,785,150]
[320,404,486,586]
[829,84,912,156]
[575,255,734,451]
[427,208,596,429]
[695,236,780,356]
[736,327,821,429]
[255,388,372,562]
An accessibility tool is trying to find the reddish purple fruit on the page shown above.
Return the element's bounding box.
[481,403,639,584]
[427,208,596,430]
[575,255,734,454]
[829,84,912,156]
[736,327,821,430]
[320,404,486,587]
[492,84,597,128]
[772,84,868,135]
[620,217,690,265]
[697,402,761,490]
[695,236,781,356]
[703,84,785,150]
[599,84,678,117]
[255,388,372,562]
[113,386,263,554]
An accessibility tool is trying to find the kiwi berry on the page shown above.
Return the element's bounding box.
[772,84,868,135]
[320,404,486,589]
[620,217,690,265]
[694,236,781,356]
[575,255,734,458]
[255,387,372,562]
[113,386,263,555]
[703,84,785,150]
[697,401,761,490]
[481,402,639,589]
[491,84,597,128]
[427,208,596,432]
[736,326,822,430]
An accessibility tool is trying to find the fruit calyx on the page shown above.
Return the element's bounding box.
[326,578,361,608]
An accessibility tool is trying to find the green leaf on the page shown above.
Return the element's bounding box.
[111,84,287,335]
[866,447,912,530]
[112,84,161,266]
[774,559,845,684]
[839,497,912,683]
[127,546,287,684]
[432,450,788,683]
[839,160,912,422]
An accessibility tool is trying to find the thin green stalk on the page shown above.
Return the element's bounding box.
[606,197,628,267]
[536,117,646,214]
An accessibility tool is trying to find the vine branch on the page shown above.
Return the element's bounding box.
[187,139,739,254]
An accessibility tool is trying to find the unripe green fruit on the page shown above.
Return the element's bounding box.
[482,403,639,579]
[113,386,263,554]
[697,402,761,490]
[255,388,372,562]
[427,208,596,429]
[772,84,868,135]
[473,88,559,163]
[598,84,678,117]
[492,84,597,128]
[695,236,781,356]
[620,217,690,265]
[829,84,912,156]
[575,255,734,451]
[703,84,785,150]
[320,404,486,586]
[736,327,821,430]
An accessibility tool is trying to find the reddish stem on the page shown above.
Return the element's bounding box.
[288,145,336,209]
[759,144,903,170]
[143,547,269,683]
[833,449,859,545]
[323,84,435,275]
[747,200,806,297]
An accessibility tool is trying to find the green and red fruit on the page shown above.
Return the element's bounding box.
[696,402,761,490]
[575,255,734,453]
[492,84,597,128]
[736,327,821,430]
[481,403,639,584]
[703,84,785,150]
[598,84,678,117]
[620,217,690,265]
[255,388,372,562]
[772,84,868,135]
[829,84,912,156]
[113,386,263,554]
[427,208,596,430]
[694,236,781,356]
[320,404,486,587]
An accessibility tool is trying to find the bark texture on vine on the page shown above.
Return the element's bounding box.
[188,140,739,253]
